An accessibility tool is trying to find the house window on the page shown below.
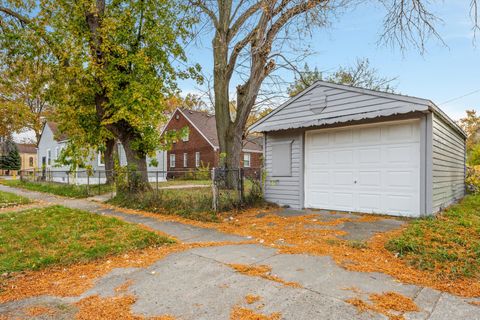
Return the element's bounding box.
[195,152,200,167]
[272,142,292,176]
[29,157,34,167]
[98,151,105,166]
[170,154,176,168]
[183,153,188,167]
[182,128,190,142]
[243,153,251,168]
[47,149,51,166]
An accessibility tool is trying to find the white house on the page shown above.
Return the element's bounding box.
[250,81,466,218]
[37,122,167,184]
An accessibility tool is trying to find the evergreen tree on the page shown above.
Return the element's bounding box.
[0,140,21,170]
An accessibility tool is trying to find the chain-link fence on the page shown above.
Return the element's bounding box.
[18,167,263,215]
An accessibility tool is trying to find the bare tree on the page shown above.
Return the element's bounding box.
[191,0,337,178]
[191,0,474,183]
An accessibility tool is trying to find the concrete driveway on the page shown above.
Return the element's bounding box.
[0,184,479,319]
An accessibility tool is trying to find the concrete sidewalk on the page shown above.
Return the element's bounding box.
[1,184,479,319]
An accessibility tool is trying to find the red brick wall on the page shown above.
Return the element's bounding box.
[164,110,217,174]
[163,109,263,179]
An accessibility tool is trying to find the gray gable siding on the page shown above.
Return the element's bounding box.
[264,131,303,209]
[431,113,466,212]
[251,83,431,133]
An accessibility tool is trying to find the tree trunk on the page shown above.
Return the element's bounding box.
[106,120,151,192]
[104,138,116,184]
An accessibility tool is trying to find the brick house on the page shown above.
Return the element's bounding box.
[162,108,263,177]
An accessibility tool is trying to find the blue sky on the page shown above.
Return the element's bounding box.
[179,1,479,121]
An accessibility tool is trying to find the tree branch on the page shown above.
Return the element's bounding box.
[190,0,219,29]
[229,1,262,40]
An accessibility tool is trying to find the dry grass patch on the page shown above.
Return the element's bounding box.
[230,305,281,320]
[75,295,175,320]
[346,291,419,320]
[228,264,301,288]
[245,294,261,304]
[25,305,57,317]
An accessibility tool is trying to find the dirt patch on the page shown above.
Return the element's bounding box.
[230,305,281,320]
[346,291,419,320]
[227,264,301,288]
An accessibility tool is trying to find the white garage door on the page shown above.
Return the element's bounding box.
[305,120,420,217]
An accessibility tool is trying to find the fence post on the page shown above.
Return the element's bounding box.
[239,168,244,203]
[211,167,217,212]
[98,170,101,195]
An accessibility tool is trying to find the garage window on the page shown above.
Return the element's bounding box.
[271,142,292,176]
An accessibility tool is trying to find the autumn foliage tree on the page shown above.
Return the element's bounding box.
[1,0,200,190]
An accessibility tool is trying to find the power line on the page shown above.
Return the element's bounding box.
[440,88,480,105]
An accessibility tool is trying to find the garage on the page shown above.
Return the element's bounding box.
[250,80,466,217]
[304,120,420,216]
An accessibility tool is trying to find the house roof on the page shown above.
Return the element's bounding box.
[249,80,466,138]
[178,108,263,152]
[45,122,69,141]
[16,143,36,154]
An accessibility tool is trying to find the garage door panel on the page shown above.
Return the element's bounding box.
[385,194,416,214]
[358,193,382,212]
[359,127,382,143]
[333,150,353,164]
[305,120,420,217]
[385,122,418,141]
[386,145,416,164]
[358,148,381,164]
[334,130,353,144]
[308,191,330,207]
[309,171,329,185]
[310,151,330,165]
[386,170,414,187]
[332,192,354,208]
[333,171,354,185]
[358,171,381,186]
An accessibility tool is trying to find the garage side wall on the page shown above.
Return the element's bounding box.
[264,131,304,209]
[431,113,466,213]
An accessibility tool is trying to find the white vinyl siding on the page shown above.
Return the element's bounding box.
[264,131,303,209]
[431,113,465,212]
[195,152,200,167]
[98,151,105,166]
[170,154,176,168]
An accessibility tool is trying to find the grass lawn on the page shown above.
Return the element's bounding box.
[0,190,31,209]
[386,194,480,279]
[0,205,173,273]
[154,179,211,187]
[1,179,113,198]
